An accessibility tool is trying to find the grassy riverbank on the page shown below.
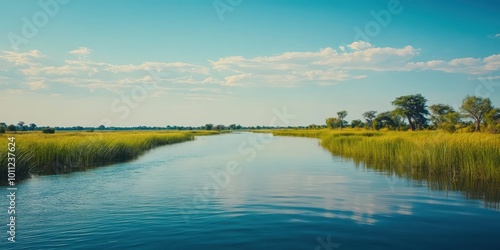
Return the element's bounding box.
[0,130,219,184]
[265,129,500,182]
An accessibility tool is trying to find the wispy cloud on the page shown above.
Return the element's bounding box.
[68,47,92,55]
[488,34,500,39]
[348,40,373,50]
[475,75,500,80]
[408,54,500,74]
[0,50,44,66]
[224,73,252,86]
[210,42,418,86]
[1,42,500,95]
[28,79,47,90]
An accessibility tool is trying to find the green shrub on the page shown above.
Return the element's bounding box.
[6,125,16,132]
[42,127,56,134]
[440,123,456,133]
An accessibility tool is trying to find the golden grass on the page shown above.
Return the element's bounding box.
[265,128,500,206]
[0,130,219,184]
[266,129,500,181]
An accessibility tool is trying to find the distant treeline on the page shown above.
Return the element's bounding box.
[2,94,498,134]
[0,122,292,133]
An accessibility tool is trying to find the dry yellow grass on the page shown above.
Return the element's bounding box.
[263,128,500,205]
[0,130,219,184]
[267,129,500,182]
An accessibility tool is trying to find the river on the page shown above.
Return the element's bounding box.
[1,133,499,249]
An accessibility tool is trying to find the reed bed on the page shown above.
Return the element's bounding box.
[266,129,500,205]
[269,129,500,182]
[0,131,218,184]
[268,129,500,205]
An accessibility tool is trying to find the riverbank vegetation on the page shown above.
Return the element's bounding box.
[0,130,220,184]
[264,129,500,206]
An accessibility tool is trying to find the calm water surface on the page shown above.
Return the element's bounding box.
[1,133,499,249]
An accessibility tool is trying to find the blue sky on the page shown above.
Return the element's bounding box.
[0,0,499,127]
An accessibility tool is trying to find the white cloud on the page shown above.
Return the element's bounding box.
[115,75,154,85]
[224,73,252,86]
[0,50,44,66]
[22,64,95,76]
[211,41,499,86]
[1,42,500,95]
[28,79,47,90]
[105,62,210,75]
[408,54,500,74]
[488,34,500,39]
[348,41,373,50]
[200,77,224,85]
[69,47,91,55]
[474,75,500,80]
[210,41,419,86]
[190,87,224,94]
[210,56,246,72]
[449,57,480,66]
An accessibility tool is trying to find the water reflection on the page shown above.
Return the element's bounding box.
[209,135,422,226]
[321,141,500,210]
[1,133,499,249]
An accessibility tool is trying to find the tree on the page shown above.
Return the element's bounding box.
[307,124,320,129]
[460,96,493,132]
[42,127,55,134]
[485,108,500,133]
[392,94,429,131]
[362,111,377,129]
[0,123,6,134]
[214,124,225,131]
[374,112,397,130]
[429,104,460,131]
[7,124,16,132]
[98,125,106,130]
[205,124,214,130]
[17,121,25,131]
[29,123,37,131]
[350,119,365,128]
[326,117,340,129]
[337,110,348,130]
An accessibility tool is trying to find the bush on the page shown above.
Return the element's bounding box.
[466,124,476,132]
[0,126,5,134]
[6,125,16,132]
[399,125,410,131]
[488,124,500,134]
[440,123,456,133]
[42,127,56,134]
